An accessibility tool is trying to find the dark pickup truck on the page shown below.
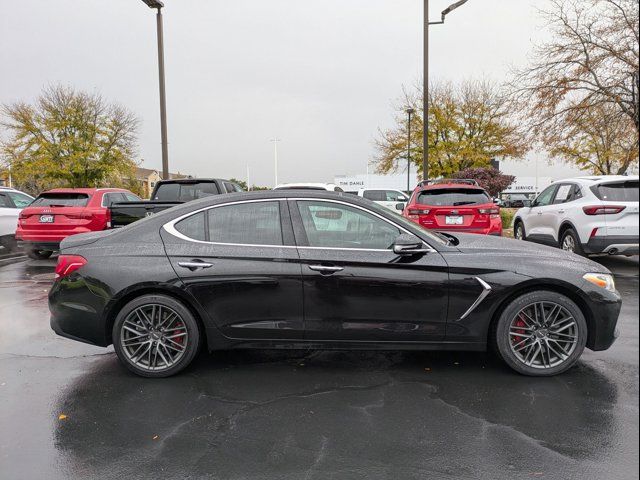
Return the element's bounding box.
[110,178,244,227]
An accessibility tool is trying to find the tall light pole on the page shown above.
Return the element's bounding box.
[423,0,469,182]
[141,0,169,180]
[406,108,415,193]
[270,138,281,186]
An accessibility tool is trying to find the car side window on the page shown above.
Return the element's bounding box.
[0,193,12,208]
[385,190,406,202]
[102,193,127,207]
[208,201,282,245]
[553,184,573,204]
[296,200,400,250]
[6,192,33,208]
[124,193,141,202]
[175,211,207,241]
[362,190,386,202]
[534,186,556,207]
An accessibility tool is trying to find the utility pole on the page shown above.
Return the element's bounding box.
[270,138,281,186]
[406,108,415,193]
[423,0,470,182]
[141,0,169,180]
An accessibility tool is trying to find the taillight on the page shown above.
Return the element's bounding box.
[55,255,87,279]
[583,205,626,215]
[478,208,499,215]
[408,208,430,215]
[66,212,93,220]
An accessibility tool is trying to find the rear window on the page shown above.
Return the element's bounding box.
[416,188,490,206]
[153,182,220,202]
[591,181,639,202]
[31,193,89,207]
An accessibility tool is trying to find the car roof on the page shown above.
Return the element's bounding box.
[41,188,128,194]
[418,182,486,191]
[274,183,338,190]
[569,175,639,185]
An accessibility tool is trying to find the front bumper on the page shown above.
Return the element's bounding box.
[585,235,639,255]
[579,281,622,351]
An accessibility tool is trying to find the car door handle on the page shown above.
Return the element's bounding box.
[177,260,214,271]
[557,210,565,214]
[537,212,543,215]
[308,265,344,274]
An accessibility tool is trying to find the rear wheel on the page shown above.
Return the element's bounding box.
[112,294,201,378]
[0,236,17,252]
[560,228,585,256]
[514,221,526,241]
[495,291,587,376]
[27,249,53,260]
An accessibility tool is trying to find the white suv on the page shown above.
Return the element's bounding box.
[513,176,639,256]
[350,189,409,212]
[0,187,35,252]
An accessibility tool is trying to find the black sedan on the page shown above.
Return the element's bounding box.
[49,191,622,377]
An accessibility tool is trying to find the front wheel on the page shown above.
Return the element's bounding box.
[112,294,201,378]
[514,221,526,241]
[494,291,587,376]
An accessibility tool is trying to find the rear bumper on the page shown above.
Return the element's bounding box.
[16,227,96,244]
[18,241,60,251]
[584,235,639,255]
[48,276,110,347]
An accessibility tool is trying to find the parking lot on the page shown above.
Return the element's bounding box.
[0,254,638,479]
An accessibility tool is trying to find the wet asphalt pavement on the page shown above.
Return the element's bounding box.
[0,256,638,480]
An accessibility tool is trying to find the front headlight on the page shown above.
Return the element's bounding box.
[583,273,616,292]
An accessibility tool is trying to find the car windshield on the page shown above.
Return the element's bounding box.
[591,181,639,202]
[153,182,220,201]
[31,193,90,207]
[416,188,490,206]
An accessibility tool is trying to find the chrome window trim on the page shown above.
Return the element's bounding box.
[162,197,436,253]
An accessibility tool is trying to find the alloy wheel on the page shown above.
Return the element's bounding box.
[515,225,523,240]
[120,304,188,372]
[508,301,578,369]
[562,235,576,252]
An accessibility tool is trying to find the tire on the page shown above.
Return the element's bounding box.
[27,249,53,260]
[112,294,201,378]
[560,228,586,256]
[513,220,526,241]
[495,291,587,376]
[0,236,17,253]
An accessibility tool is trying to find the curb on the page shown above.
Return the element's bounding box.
[0,254,28,268]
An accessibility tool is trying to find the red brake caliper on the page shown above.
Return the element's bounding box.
[512,317,527,346]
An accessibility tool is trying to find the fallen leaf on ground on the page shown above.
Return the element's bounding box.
[152,435,159,440]
[58,414,67,420]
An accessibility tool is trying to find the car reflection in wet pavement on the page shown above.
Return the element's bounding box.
[0,255,638,479]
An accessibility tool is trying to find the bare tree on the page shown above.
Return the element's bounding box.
[511,0,639,139]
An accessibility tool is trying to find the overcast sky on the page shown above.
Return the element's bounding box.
[0,0,582,186]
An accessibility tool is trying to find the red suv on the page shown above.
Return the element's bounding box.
[403,181,502,236]
[16,188,140,259]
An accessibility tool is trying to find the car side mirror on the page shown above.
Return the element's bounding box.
[395,202,405,211]
[392,233,430,255]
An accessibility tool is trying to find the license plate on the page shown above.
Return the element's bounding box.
[445,215,463,225]
[39,215,54,223]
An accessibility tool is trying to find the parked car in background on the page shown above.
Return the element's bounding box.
[513,175,639,257]
[503,194,532,208]
[274,183,344,191]
[0,187,34,252]
[110,178,244,227]
[350,188,410,212]
[403,180,502,235]
[16,188,140,259]
[49,190,621,378]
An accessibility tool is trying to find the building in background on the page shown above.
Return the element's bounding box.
[130,168,190,198]
[334,173,412,192]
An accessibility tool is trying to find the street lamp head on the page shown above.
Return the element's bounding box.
[406,108,416,115]
[441,0,469,22]
[141,0,164,9]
